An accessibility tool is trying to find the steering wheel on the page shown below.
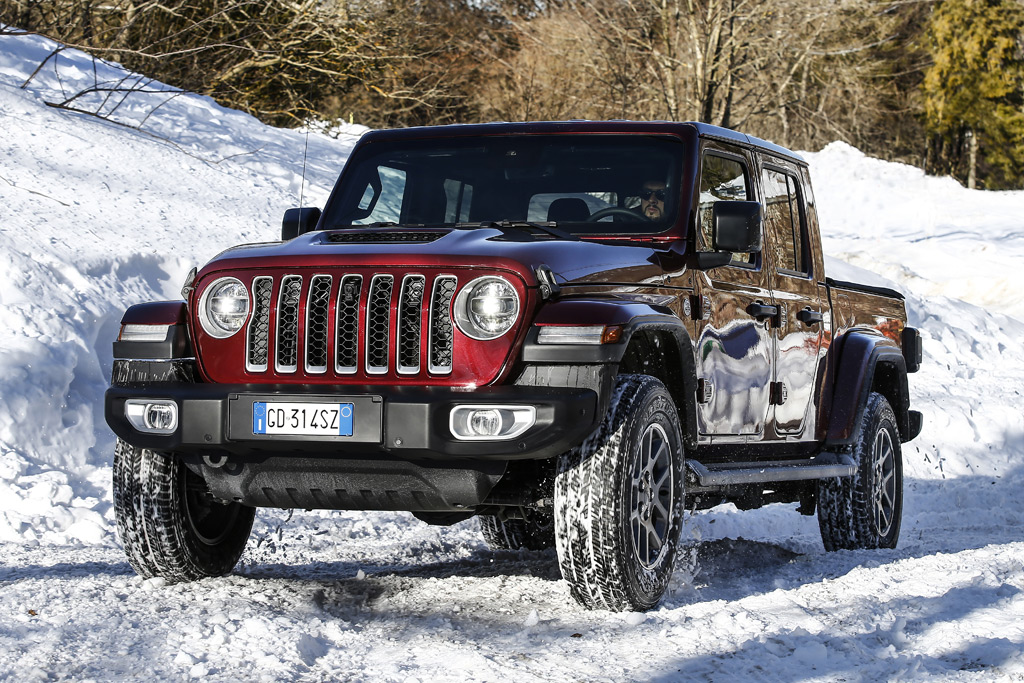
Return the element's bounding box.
[586,207,649,222]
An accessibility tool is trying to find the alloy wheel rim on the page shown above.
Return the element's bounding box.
[872,427,897,538]
[629,422,674,568]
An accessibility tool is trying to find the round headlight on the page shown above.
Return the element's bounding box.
[198,277,249,338]
[453,276,520,340]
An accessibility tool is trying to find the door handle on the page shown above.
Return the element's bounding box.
[797,307,824,325]
[746,302,779,321]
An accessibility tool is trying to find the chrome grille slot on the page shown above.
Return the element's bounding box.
[397,275,426,374]
[366,274,394,374]
[429,275,457,374]
[305,275,332,373]
[275,275,302,373]
[335,275,363,374]
[233,271,469,380]
[246,276,273,372]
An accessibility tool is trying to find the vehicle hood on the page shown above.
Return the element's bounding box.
[196,227,669,288]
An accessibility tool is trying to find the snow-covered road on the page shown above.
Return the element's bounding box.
[4,498,1023,681]
[2,29,1023,681]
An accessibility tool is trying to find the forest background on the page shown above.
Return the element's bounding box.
[2,0,1023,189]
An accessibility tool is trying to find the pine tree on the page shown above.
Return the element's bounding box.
[923,0,1024,189]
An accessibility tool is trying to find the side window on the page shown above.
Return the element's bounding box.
[699,154,754,264]
[762,168,808,275]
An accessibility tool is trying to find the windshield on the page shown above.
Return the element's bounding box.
[321,134,686,235]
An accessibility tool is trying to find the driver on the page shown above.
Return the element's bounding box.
[639,181,667,220]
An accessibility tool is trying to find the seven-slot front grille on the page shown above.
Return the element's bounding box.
[244,272,459,378]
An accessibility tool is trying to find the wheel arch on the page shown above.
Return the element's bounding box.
[617,323,698,449]
[114,300,193,361]
[520,297,699,447]
[825,330,913,446]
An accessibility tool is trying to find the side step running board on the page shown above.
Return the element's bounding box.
[686,452,856,489]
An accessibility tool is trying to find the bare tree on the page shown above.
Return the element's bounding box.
[482,0,930,162]
[331,0,518,129]
[3,0,935,168]
[477,10,643,121]
[1,0,444,125]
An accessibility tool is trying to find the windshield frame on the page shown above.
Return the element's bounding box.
[319,132,689,238]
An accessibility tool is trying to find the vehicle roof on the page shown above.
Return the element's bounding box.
[359,120,806,166]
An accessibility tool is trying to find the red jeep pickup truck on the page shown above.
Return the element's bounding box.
[106,121,922,611]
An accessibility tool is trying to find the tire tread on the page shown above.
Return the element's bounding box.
[113,438,254,581]
[818,392,903,551]
[554,374,684,611]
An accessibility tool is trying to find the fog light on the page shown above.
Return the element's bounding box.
[469,409,501,437]
[125,399,178,434]
[449,405,536,441]
[146,404,176,431]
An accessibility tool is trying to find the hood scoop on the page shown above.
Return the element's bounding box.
[322,231,447,245]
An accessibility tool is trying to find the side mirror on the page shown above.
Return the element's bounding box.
[282,207,322,240]
[712,201,762,254]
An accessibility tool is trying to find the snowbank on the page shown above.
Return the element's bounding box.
[0,30,362,543]
[811,141,1024,321]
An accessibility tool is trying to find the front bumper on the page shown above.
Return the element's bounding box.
[105,381,598,461]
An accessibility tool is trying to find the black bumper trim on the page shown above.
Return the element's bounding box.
[105,382,598,461]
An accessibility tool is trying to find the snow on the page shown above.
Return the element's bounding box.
[2,29,1024,681]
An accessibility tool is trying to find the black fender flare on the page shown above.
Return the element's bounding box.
[519,297,699,446]
[824,329,916,445]
[113,301,192,360]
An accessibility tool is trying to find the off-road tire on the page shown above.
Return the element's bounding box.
[818,392,904,551]
[554,374,685,611]
[113,438,255,581]
[478,509,555,551]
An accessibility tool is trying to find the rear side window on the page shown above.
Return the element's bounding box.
[762,168,808,275]
[698,154,754,264]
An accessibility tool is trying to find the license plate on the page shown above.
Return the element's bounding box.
[252,401,354,437]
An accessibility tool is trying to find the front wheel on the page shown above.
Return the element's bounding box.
[554,374,685,611]
[817,392,904,551]
[113,439,255,581]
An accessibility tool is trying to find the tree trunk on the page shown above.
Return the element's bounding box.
[967,129,978,190]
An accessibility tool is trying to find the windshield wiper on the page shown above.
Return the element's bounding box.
[473,220,579,241]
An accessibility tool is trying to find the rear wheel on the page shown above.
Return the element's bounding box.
[554,374,685,611]
[478,509,555,551]
[113,439,255,581]
[818,392,903,551]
